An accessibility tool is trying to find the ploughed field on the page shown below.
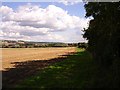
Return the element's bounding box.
[2,47,76,71]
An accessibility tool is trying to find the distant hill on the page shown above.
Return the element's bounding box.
[1,40,79,48]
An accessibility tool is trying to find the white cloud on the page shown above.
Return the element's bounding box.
[0,6,13,15]
[59,0,82,5]
[0,3,89,42]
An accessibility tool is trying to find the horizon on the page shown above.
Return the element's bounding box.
[1,39,87,43]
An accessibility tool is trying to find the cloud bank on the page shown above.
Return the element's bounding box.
[0,3,89,42]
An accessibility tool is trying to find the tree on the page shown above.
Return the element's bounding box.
[83,2,120,66]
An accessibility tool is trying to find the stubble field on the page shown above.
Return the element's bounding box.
[2,47,76,71]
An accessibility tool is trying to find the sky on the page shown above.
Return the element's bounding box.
[0,0,90,43]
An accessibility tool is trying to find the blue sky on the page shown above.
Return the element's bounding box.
[2,2,86,17]
[0,1,89,43]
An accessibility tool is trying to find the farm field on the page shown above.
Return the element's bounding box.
[2,48,117,88]
[2,47,76,71]
[16,48,117,88]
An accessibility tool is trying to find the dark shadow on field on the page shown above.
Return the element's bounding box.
[2,50,119,89]
[2,52,76,88]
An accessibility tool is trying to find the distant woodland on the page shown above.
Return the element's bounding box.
[1,40,87,48]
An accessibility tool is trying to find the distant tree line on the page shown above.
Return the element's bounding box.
[78,42,88,49]
[2,40,85,48]
[2,43,69,48]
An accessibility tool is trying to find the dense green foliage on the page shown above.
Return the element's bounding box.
[78,42,88,48]
[83,2,120,66]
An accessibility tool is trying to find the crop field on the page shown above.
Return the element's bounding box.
[2,47,76,71]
